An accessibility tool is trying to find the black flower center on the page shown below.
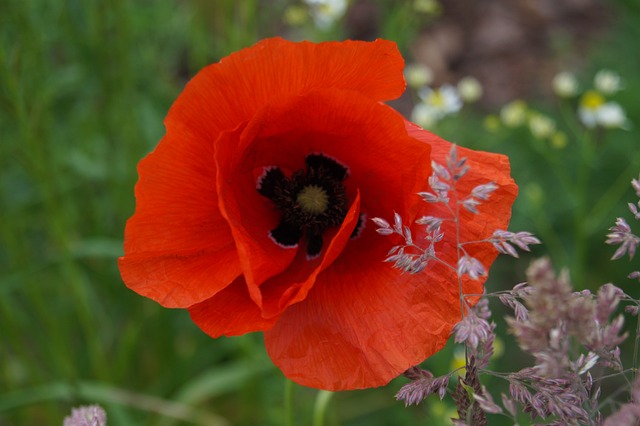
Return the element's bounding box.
[257,153,362,258]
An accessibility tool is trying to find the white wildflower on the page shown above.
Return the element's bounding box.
[598,102,630,129]
[552,71,579,98]
[528,113,556,139]
[303,0,347,28]
[457,76,483,103]
[500,100,527,127]
[578,90,629,129]
[405,64,433,89]
[416,84,462,122]
[594,69,622,95]
[411,102,439,128]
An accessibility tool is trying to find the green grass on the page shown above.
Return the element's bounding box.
[2,0,640,424]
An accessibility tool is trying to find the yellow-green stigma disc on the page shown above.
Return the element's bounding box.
[297,185,329,214]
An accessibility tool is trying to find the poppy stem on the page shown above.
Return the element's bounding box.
[284,379,295,426]
[312,390,334,426]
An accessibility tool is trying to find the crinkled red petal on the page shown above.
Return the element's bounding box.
[119,124,241,308]
[166,38,406,141]
[188,277,276,337]
[213,123,298,308]
[264,259,457,390]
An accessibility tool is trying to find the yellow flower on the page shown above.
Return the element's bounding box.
[551,131,568,149]
[283,5,309,26]
[483,114,501,133]
[581,90,605,109]
[450,348,467,375]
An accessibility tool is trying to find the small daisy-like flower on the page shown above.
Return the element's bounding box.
[405,64,433,89]
[552,71,579,98]
[457,76,483,103]
[303,0,348,29]
[500,100,528,127]
[417,84,463,121]
[528,113,555,139]
[413,0,442,15]
[597,102,630,129]
[411,102,439,128]
[594,69,623,95]
[283,5,309,26]
[578,90,629,129]
[578,90,605,128]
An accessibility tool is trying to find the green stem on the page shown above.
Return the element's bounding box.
[312,390,334,426]
[633,310,639,382]
[284,379,295,426]
[572,129,596,286]
[530,200,569,267]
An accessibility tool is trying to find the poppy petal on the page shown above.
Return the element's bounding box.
[119,125,241,308]
[214,124,299,308]
[166,38,405,141]
[264,258,459,390]
[188,277,276,337]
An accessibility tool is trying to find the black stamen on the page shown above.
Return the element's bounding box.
[269,220,302,247]
[306,231,323,258]
[257,167,287,201]
[306,153,349,181]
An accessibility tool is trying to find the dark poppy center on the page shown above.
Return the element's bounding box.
[297,185,329,214]
[257,153,360,258]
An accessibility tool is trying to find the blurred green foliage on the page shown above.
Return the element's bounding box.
[1,0,639,424]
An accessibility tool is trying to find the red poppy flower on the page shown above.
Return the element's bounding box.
[119,37,517,391]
